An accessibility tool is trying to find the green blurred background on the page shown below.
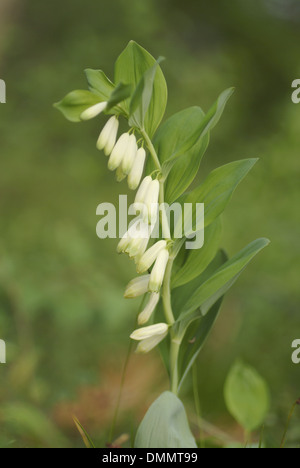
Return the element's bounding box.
[0,0,299,448]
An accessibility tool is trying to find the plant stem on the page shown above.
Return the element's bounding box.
[140,128,161,172]
[170,338,180,394]
[141,128,179,394]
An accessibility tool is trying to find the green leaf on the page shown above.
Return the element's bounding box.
[85,69,115,100]
[151,107,209,202]
[224,361,270,432]
[134,391,197,448]
[129,57,164,129]
[115,41,167,136]
[176,158,258,237]
[54,90,102,122]
[161,88,234,173]
[179,238,270,320]
[178,297,224,392]
[73,417,95,448]
[172,217,222,288]
[106,82,132,111]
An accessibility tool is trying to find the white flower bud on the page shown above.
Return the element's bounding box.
[80,101,107,120]
[134,176,152,205]
[121,134,137,175]
[124,275,150,299]
[127,148,146,190]
[149,249,169,292]
[96,116,118,152]
[144,179,160,224]
[134,237,150,264]
[108,133,130,171]
[130,323,169,341]
[138,293,160,325]
[117,233,131,254]
[125,237,146,259]
[135,330,168,354]
[115,165,127,182]
[137,240,167,274]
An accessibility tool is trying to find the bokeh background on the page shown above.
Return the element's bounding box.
[0,0,299,448]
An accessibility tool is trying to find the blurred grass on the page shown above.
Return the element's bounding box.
[0,0,299,447]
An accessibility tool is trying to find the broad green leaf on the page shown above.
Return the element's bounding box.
[54,90,102,122]
[85,69,115,100]
[176,158,258,237]
[179,238,270,320]
[178,297,224,392]
[151,107,209,202]
[224,361,270,432]
[172,250,227,317]
[134,391,197,448]
[106,82,132,111]
[115,41,167,136]
[129,57,164,129]
[172,218,222,288]
[165,134,209,204]
[161,88,234,174]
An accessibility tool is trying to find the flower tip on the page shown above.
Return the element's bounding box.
[80,101,107,121]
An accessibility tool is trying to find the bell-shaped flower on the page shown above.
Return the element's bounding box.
[128,148,146,190]
[115,165,127,182]
[149,248,169,292]
[135,330,168,354]
[130,322,169,341]
[134,176,152,205]
[108,133,130,171]
[136,240,167,274]
[121,134,137,175]
[137,292,160,325]
[97,116,119,156]
[144,179,160,224]
[124,275,150,299]
[80,101,107,121]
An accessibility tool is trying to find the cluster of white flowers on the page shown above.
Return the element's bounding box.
[81,102,171,353]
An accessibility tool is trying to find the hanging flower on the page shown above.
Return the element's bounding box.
[137,292,160,325]
[149,248,169,292]
[97,116,119,156]
[136,240,167,274]
[144,179,160,224]
[130,323,169,340]
[128,148,146,190]
[108,133,130,171]
[124,275,150,298]
[121,134,138,175]
[134,176,153,205]
[135,330,168,354]
[80,101,107,121]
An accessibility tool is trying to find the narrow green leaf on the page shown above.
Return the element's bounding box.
[134,392,197,448]
[224,361,270,432]
[115,41,167,136]
[73,416,95,448]
[85,69,115,100]
[176,158,258,237]
[54,90,102,122]
[172,218,222,288]
[178,297,224,392]
[179,238,270,320]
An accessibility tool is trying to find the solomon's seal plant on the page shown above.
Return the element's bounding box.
[55,41,269,448]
